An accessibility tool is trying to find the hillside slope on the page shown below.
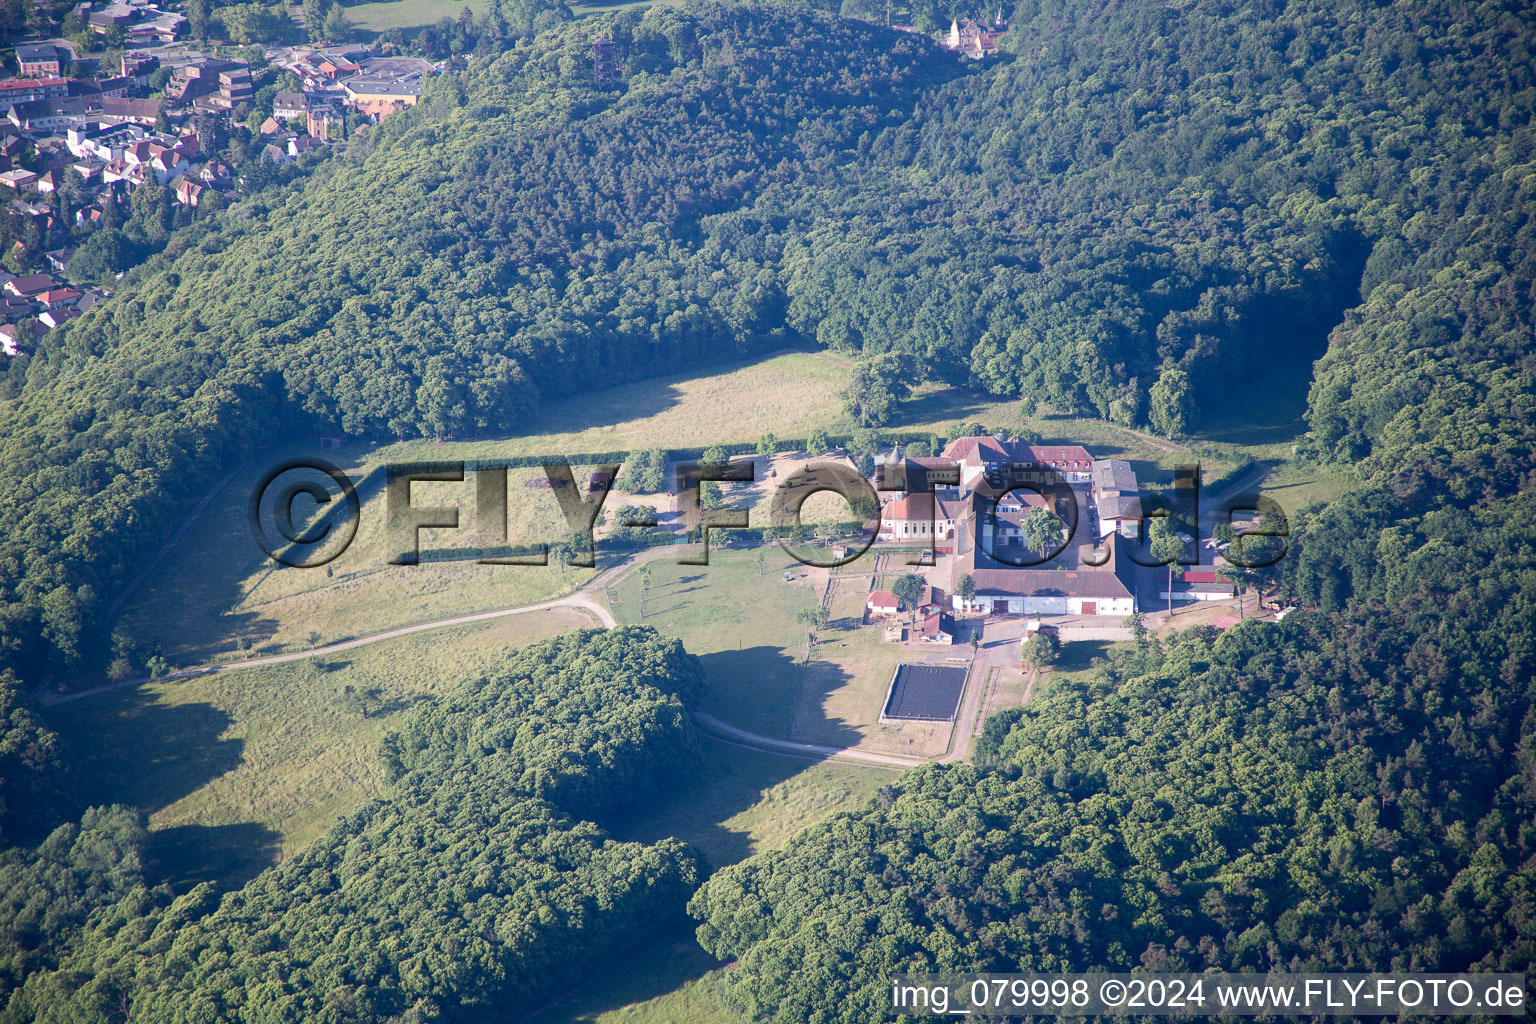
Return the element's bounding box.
[0,2,950,682]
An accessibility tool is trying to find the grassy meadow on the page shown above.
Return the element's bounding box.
[606,548,956,757]
[377,349,851,463]
[69,344,1349,1022]
[113,445,590,669]
[110,346,1333,678]
[605,547,822,737]
[50,609,597,889]
[345,0,474,34]
[526,940,742,1024]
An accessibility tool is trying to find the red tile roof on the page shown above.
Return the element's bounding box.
[1022,445,1094,467]
[941,435,1011,464]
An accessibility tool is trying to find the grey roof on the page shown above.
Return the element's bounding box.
[357,55,433,79]
[1092,459,1138,494]
[968,566,1133,600]
[344,77,419,96]
[1097,493,1143,520]
[882,664,967,722]
[16,45,60,63]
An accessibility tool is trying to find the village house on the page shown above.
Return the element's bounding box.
[166,58,242,104]
[875,452,962,497]
[95,76,132,100]
[0,321,34,356]
[1091,459,1142,538]
[916,605,955,644]
[307,107,344,140]
[6,99,79,133]
[954,537,1139,617]
[0,168,38,189]
[1091,459,1138,500]
[866,590,900,618]
[876,493,968,548]
[4,273,60,299]
[207,68,254,111]
[198,159,232,186]
[945,17,1003,60]
[121,53,159,87]
[99,98,160,125]
[1159,566,1234,604]
[343,77,419,119]
[0,77,69,106]
[975,487,1056,551]
[272,92,308,122]
[35,287,81,311]
[940,436,1096,489]
[1018,445,1096,483]
[1095,493,1144,539]
[16,45,62,79]
[37,306,78,329]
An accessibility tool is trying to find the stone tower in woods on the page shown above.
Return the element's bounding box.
[593,36,618,89]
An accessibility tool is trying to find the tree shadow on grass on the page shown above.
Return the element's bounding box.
[695,645,862,748]
[614,732,856,876]
[148,821,283,893]
[522,929,729,1024]
[51,687,281,890]
[615,648,866,871]
[54,689,243,823]
[896,385,995,429]
[1055,638,1110,675]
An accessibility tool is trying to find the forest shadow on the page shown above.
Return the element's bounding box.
[613,731,847,875]
[1199,252,1367,445]
[790,654,871,750]
[898,385,995,429]
[56,689,243,823]
[148,821,283,894]
[695,645,863,751]
[511,371,696,444]
[1054,639,1110,675]
[523,928,728,1024]
[111,439,379,669]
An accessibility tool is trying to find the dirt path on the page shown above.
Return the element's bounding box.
[44,593,614,707]
[47,536,945,771]
[1200,461,1272,525]
[104,461,248,621]
[691,710,925,769]
[939,659,989,763]
[1019,665,1042,704]
[1114,425,1189,454]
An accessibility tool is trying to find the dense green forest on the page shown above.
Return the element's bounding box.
[0,2,951,683]
[0,628,706,1022]
[2,0,1530,681]
[0,0,1530,1018]
[677,1,1536,1017]
[691,501,1536,1019]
